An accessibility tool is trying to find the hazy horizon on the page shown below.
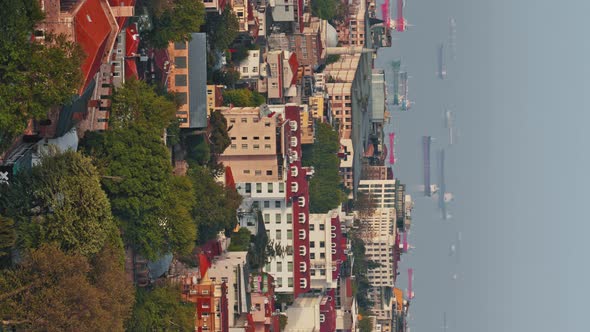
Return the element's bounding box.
[377,0,590,330]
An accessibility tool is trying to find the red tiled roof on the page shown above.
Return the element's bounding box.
[288,53,299,86]
[75,0,117,92]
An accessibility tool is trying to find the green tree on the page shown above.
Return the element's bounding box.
[0,243,134,331]
[207,7,239,51]
[127,284,195,331]
[0,0,83,151]
[325,54,341,65]
[353,191,377,219]
[159,175,198,256]
[0,215,15,265]
[211,68,241,88]
[147,0,206,48]
[311,0,344,20]
[209,110,232,155]
[228,227,252,251]
[189,166,242,243]
[302,123,346,213]
[0,150,117,257]
[109,78,177,132]
[223,89,266,107]
[81,127,173,259]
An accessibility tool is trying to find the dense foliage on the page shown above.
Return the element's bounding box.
[228,227,252,251]
[0,150,118,257]
[0,243,134,331]
[145,0,206,48]
[206,7,240,52]
[127,284,195,331]
[189,165,242,243]
[311,0,345,21]
[302,123,347,213]
[0,0,83,151]
[223,89,266,107]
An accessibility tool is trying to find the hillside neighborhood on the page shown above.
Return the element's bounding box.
[0,0,412,331]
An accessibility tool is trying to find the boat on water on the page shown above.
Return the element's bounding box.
[437,43,447,79]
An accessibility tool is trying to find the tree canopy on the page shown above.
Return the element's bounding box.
[302,123,346,213]
[228,227,252,252]
[222,89,266,107]
[80,127,174,259]
[206,7,240,51]
[0,0,83,151]
[0,243,134,331]
[0,150,118,257]
[189,165,242,243]
[109,78,177,132]
[126,284,195,331]
[146,0,206,48]
[311,0,345,21]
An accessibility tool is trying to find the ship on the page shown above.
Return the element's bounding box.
[449,18,456,60]
[390,60,401,105]
[422,136,432,196]
[437,43,446,79]
[444,110,455,145]
[398,71,411,111]
[438,149,452,219]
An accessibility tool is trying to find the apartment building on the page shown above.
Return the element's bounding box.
[167,33,208,129]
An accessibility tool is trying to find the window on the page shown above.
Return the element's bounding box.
[256,183,262,193]
[320,241,325,248]
[253,136,260,140]
[229,118,236,123]
[245,183,251,193]
[319,224,325,231]
[309,224,315,231]
[265,144,272,149]
[276,214,282,223]
[254,144,260,150]
[267,183,273,193]
[286,214,292,224]
[241,118,248,123]
[255,170,262,176]
[320,269,326,276]
[320,253,325,259]
[266,170,273,176]
[177,92,187,105]
[264,136,271,140]
[175,74,187,86]
[243,169,251,174]
[242,144,248,149]
[230,144,237,149]
[253,66,258,72]
[174,42,186,49]
[310,253,315,259]
[287,230,293,240]
[277,278,283,288]
[242,136,247,140]
[288,278,293,288]
[264,201,270,208]
[271,82,278,89]
[264,213,270,224]
[279,183,285,193]
[265,262,271,271]
[242,67,248,73]
[285,5,290,11]
[174,57,187,68]
[287,261,293,272]
[275,201,281,208]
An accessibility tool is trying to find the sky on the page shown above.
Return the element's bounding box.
[376,0,590,331]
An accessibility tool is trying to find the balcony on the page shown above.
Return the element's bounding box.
[289,120,298,131]
[290,136,298,147]
[298,213,306,223]
[299,262,307,272]
[298,229,306,240]
[299,278,307,288]
[291,182,299,193]
[298,246,307,256]
[290,166,299,177]
[298,196,305,207]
